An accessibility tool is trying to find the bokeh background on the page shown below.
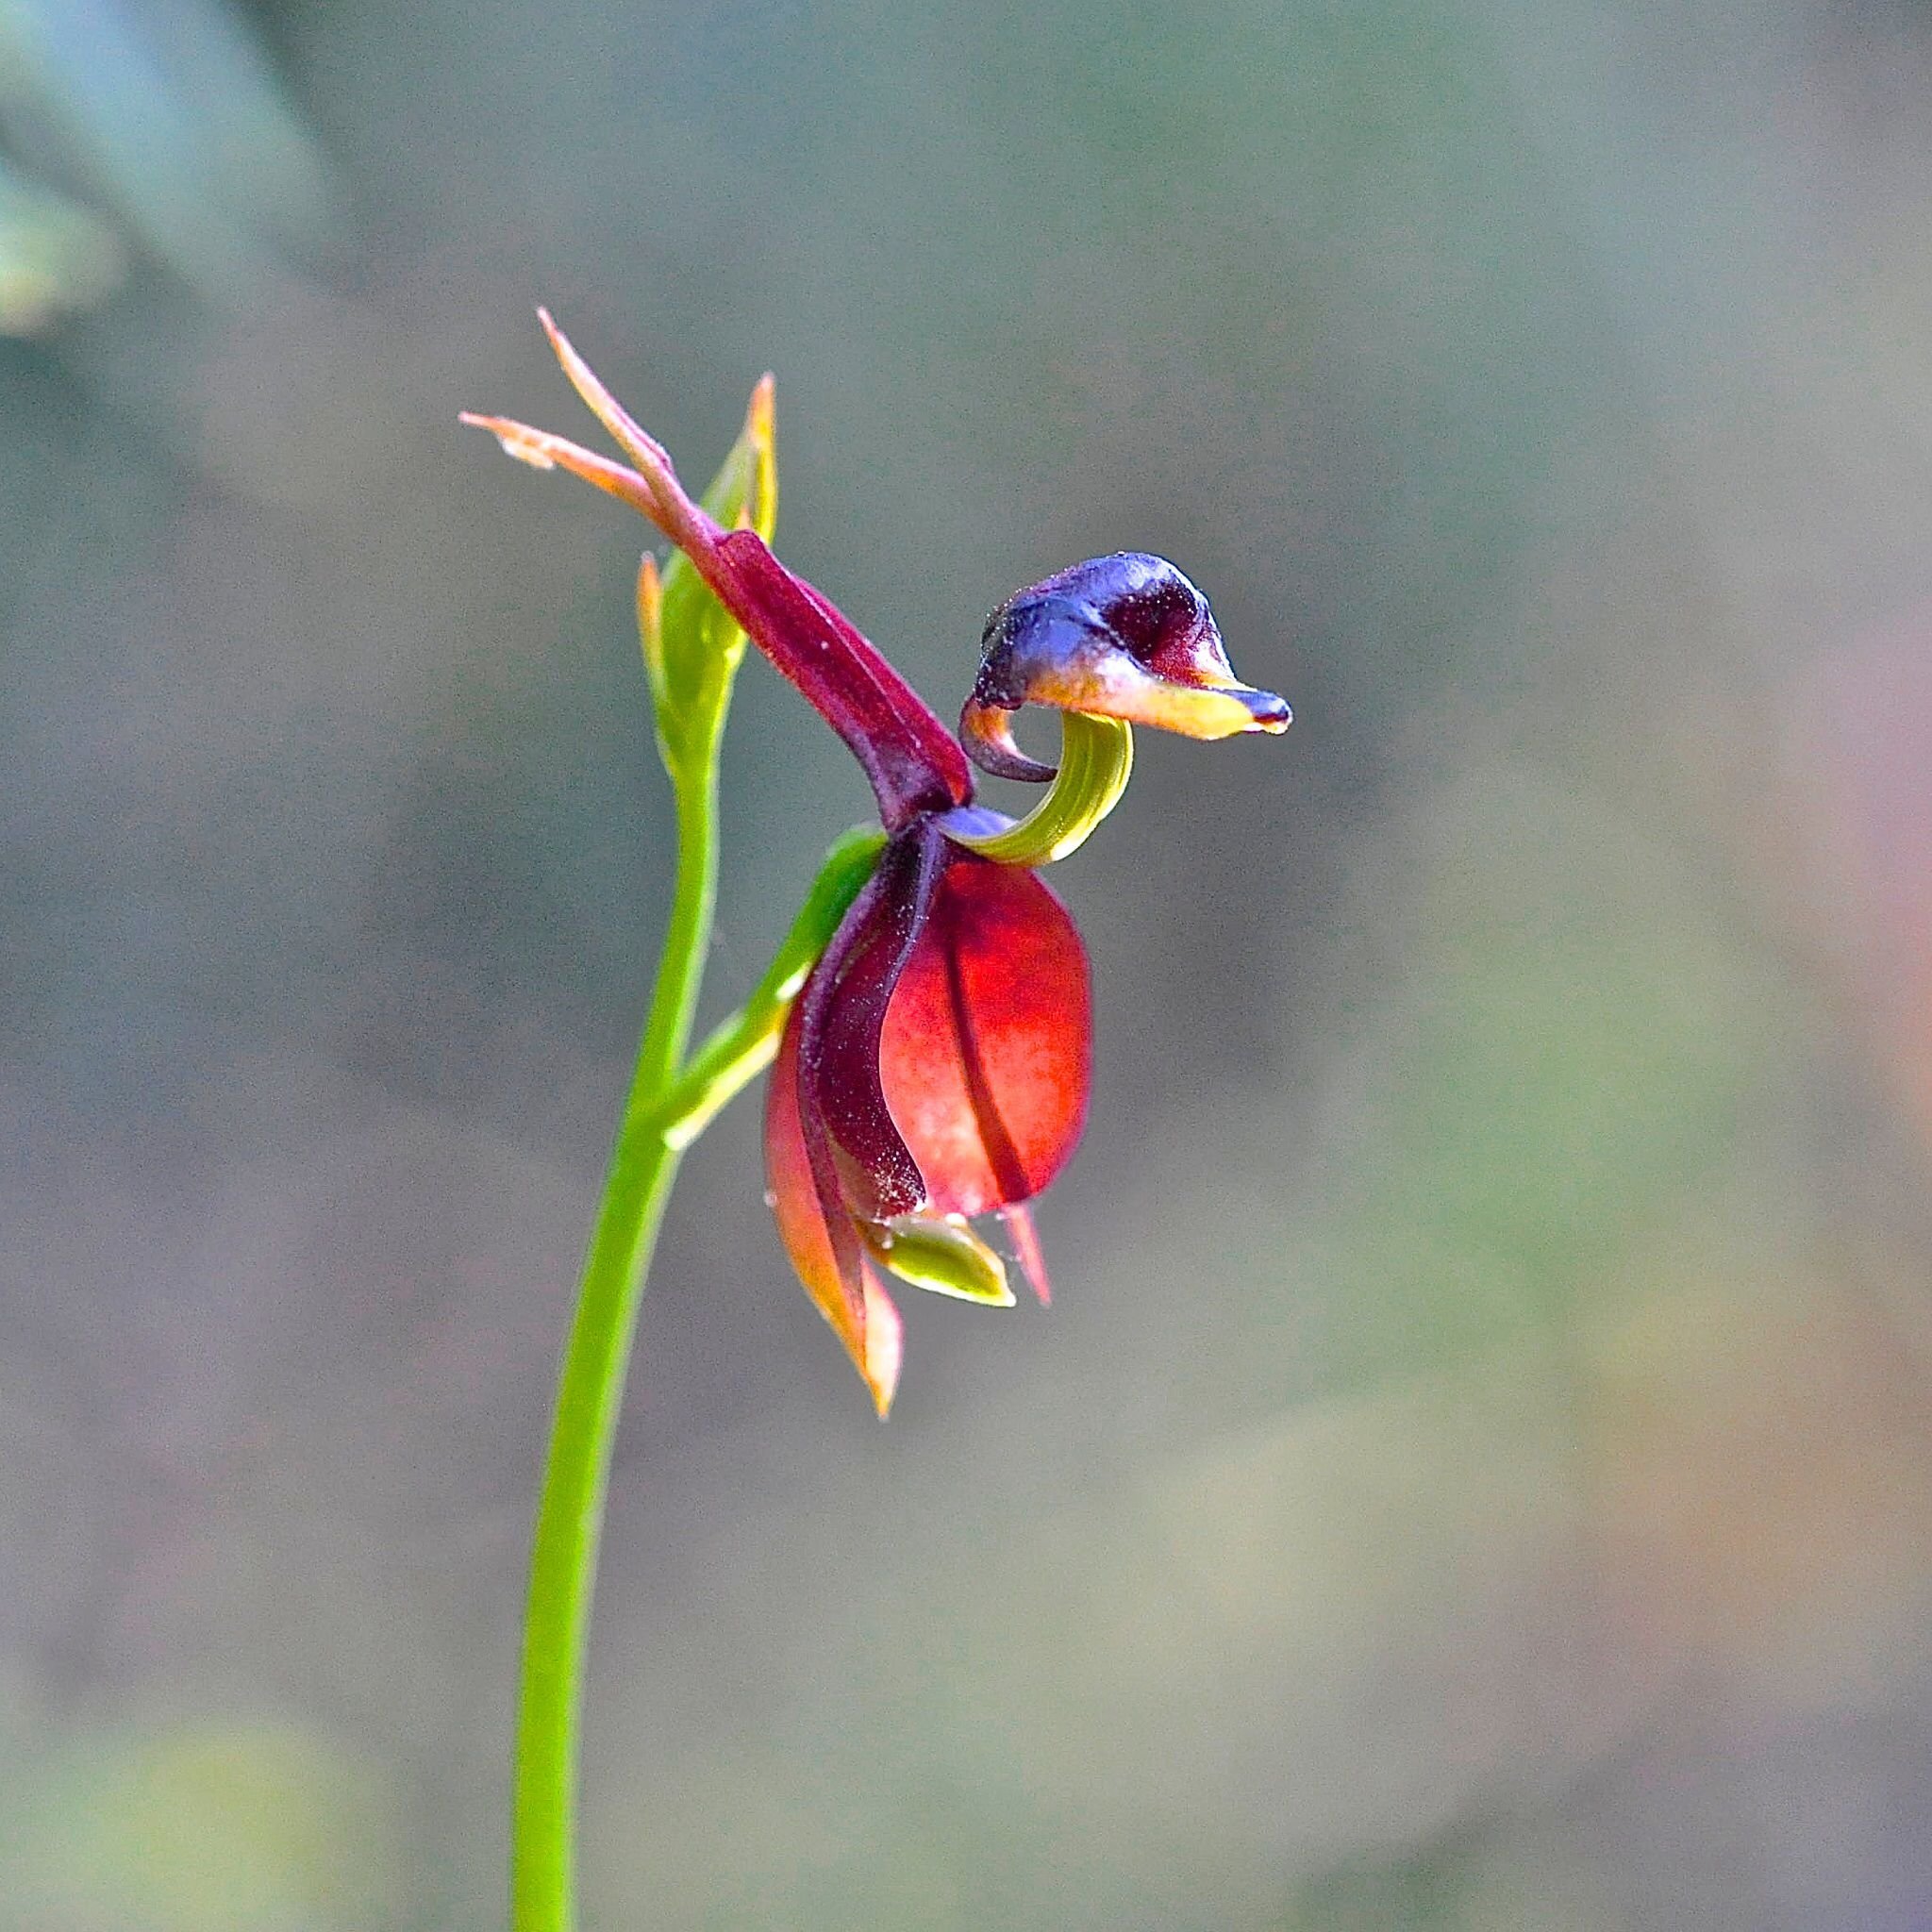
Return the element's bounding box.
[7,1,1932,1925]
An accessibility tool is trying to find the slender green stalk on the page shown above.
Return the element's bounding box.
[512,781,881,1932]
[512,753,718,1932]
[491,351,788,1932]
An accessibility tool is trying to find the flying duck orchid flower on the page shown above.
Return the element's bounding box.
[464,318,1290,1414]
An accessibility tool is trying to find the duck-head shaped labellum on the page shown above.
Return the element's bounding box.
[960,552,1291,781]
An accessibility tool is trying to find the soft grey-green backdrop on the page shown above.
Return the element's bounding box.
[7,1,1932,1926]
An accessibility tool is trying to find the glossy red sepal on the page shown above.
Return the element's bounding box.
[763,822,1091,1407]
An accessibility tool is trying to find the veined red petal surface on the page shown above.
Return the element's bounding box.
[764,1005,904,1416]
[715,529,973,830]
[878,849,1091,1218]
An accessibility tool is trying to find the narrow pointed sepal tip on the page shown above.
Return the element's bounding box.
[1001,1204,1054,1307]
[530,310,697,546]
[742,375,778,541]
[861,1277,904,1417]
[636,553,665,686]
[746,372,775,441]
[459,411,557,470]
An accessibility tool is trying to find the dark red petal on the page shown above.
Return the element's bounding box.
[808,824,947,1221]
[764,997,904,1415]
[714,529,974,830]
[877,849,1091,1217]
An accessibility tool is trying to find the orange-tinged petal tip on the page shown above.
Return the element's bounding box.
[746,372,775,442]
[539,311,672,471]
[458,411,671,529]
[1001,1203,1053,1307]
[458,411,558,470]
[860,1273,903,1417]
[636,552,664,680]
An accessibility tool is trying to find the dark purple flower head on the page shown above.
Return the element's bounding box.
[961,552,1291,782]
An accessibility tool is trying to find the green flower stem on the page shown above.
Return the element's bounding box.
[512,800,883,1932]
[654,824,887,1151]
[512,753,715,1932]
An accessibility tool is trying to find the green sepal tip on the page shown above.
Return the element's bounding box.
[638,375,777,780]
[861,1213,1015,1305]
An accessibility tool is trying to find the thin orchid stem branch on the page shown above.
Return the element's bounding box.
[512,752,717,1932]
[512,808,883,1932]
[652,824,886,1151]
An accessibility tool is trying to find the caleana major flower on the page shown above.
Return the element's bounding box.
[465,317,1289,1415]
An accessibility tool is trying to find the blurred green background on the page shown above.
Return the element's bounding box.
[8,0,1932,1925]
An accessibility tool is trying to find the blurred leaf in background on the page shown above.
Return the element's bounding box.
[0,1715,399,1930]
[0,148,117,328]
[0,0,334,324]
